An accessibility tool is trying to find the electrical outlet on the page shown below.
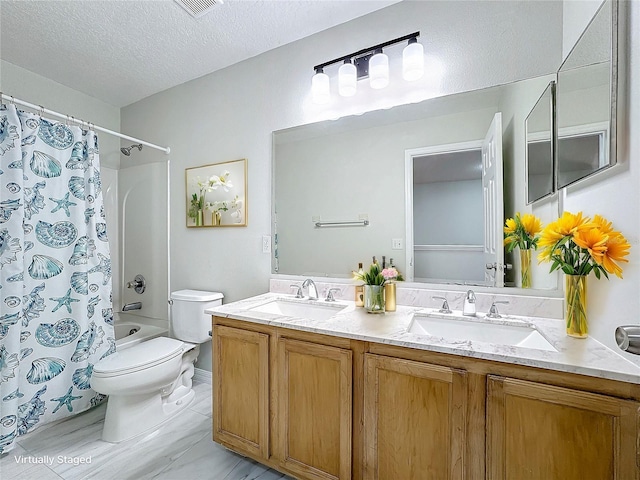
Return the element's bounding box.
[262,235,272,253]
[392,238,403,250]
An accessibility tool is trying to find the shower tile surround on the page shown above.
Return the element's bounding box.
[0,382,292,480]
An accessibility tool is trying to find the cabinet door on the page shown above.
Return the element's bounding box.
[278,337,352,480]
[363,354,468,480]
[487,375,640,480]
[213,325,269,459]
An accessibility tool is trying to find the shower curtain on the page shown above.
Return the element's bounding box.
[0,104,115,454]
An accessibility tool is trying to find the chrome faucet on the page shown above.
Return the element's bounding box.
[301,279,319,300]
[487,300,509,319]
[325,288,341,302]
[432,295,452,314]
[463,290,476,316]
[290,284,304,298]
[122,302,142,311]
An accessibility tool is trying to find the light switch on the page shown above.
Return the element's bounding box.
[392,238,403,250]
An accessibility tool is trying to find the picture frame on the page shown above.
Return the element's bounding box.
[185,158,247,228]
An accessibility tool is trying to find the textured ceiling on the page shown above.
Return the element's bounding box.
[0,0,399,107]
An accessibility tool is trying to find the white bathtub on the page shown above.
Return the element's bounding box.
[114,314,168,350]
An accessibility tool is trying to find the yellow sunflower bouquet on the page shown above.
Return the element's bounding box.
[504,213,542,288]
[537,211,631,337]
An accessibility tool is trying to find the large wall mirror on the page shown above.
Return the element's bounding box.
[273,80,549,288]
[556,0,617,189]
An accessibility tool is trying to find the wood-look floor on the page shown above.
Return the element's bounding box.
[0,382,293,480]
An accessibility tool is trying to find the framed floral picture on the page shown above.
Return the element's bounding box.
[185,158,247,228]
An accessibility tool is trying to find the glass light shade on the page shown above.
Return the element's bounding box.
[338,62,357,97]
[369,52,389,89]
[403,41,424,81]
[311,70,330,104]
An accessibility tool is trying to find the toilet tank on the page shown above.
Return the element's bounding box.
[170,290,224,343]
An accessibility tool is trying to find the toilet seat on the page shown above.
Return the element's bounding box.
[93,337,184,377]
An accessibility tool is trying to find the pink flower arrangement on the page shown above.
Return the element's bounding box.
[381,267,403,282]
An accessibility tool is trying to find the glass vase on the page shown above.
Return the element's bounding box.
[384,282,396,312]
[565,275,588,338]
[520,249,532,289]
[364,285,385,314]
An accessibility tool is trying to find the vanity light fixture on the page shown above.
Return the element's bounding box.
[369,49,389,89]
[311,67,331,105]
[311,31,423,103]
[403,37,425,81]
[338,59,357,97]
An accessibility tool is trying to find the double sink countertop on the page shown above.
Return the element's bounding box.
[207,292,640,385]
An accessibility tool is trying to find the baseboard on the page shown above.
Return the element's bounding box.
[194,367,212,385]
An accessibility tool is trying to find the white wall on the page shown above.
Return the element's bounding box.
[563,0,606,59]
[560,1,640,363]
[121,0,562,371]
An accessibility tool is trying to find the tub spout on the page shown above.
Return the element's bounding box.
[122,302,142,311]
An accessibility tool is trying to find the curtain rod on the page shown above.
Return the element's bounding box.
[0,93,170,155]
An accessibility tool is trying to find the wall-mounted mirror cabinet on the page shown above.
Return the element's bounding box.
[526,0,617,202]
[526,82,555,205]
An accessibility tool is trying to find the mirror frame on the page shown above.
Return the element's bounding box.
[555,0,618,191]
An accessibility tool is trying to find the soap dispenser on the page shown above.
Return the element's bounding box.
[463,290,476,316]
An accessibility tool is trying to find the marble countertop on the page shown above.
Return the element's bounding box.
[207,292,640,385]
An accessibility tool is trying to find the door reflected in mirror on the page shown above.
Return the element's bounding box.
[407,145,485,285]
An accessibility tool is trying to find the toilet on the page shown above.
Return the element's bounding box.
[92,289,223,443]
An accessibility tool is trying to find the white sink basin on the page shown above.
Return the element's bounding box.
[249,299,345,321]
[407,314,557,352]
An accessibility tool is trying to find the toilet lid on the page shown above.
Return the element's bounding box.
[94,337,183,376]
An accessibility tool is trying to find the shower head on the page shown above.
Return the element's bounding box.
[120,144,143,156]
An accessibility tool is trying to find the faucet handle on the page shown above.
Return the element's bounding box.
[325,288,341,302]
[487,300,509,318]
[290,284,303,299]
[432,295,452,314]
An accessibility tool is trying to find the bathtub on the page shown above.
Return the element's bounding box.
[114,313,168,350]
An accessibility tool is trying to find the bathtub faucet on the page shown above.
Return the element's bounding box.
[122,302,142,311]
[126,274,146,294]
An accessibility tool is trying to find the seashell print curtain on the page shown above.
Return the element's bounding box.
[0,104,114,453]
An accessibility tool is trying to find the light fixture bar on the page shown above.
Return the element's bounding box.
[313,31,420,72]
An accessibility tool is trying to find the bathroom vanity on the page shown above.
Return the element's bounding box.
[209,294,640,480]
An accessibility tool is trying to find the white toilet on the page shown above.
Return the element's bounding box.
[92,289,223,443]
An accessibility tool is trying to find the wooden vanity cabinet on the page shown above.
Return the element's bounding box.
[212,324,270,459]
[486,375,640,480]
[213,317,640,480]
[363,354,467,480]
[213,318,354,480]
[278,337,353,480]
